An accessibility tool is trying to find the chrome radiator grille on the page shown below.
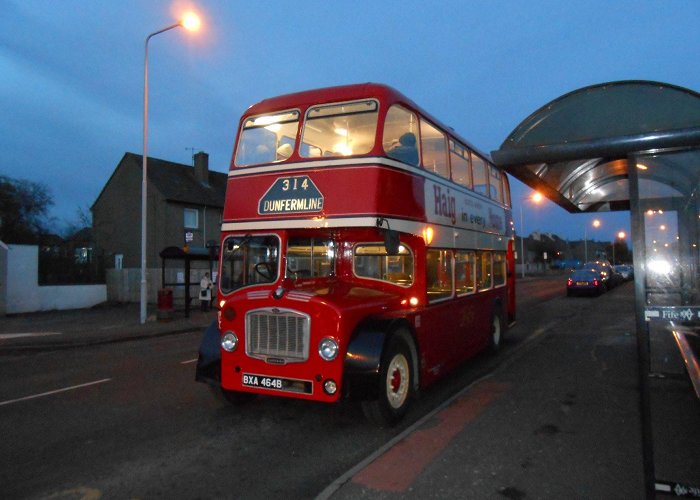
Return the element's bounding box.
[246,309,310,362]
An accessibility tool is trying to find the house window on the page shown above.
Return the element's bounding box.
[184,208,199,229]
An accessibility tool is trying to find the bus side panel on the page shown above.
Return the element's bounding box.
[418,287,505,386]
[507,239,516,323]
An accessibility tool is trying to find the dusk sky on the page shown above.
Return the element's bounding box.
[2,0,699,242]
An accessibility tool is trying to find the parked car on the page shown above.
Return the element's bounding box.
[582,260,617,289]
[567,269,606,296]
[614,264,634,281]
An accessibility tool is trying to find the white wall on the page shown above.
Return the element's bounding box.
[6,245,106,314]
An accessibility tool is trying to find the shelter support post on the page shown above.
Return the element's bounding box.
[628,154,656,499]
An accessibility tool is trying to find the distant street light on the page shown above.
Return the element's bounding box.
[584,219,601,263]
[519,191,543,278]
[141,12,201,324]
[613,231,626,265]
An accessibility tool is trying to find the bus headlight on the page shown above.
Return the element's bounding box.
[324,379,338,395]
[318,338,339,361]
[221,331,238,352]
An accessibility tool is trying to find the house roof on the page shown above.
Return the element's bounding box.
[93,152,228,209]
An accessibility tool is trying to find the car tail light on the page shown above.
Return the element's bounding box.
[593,279,599,286]
[567,279,573,286]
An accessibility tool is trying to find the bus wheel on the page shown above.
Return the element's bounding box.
[361,335,413,426]
[489,309,503,353]
[210,386,257,405]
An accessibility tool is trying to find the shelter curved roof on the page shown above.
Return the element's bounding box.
[491,81,700,212]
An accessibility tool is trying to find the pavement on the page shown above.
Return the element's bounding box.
[0,303,214,352]
[1,287,698,499]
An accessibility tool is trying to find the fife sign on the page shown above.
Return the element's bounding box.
[258,175,324,215]
[645,306,700,322]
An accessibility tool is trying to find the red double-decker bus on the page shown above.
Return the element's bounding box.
[196,83,515,425]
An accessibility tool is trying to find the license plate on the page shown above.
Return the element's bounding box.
[576,281,588,286]
[242,373,312,394]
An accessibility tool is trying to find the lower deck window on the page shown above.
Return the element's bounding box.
[426,249,453,301]
[493,253,506,286]
[455,250,476,295]
[477,251,493,290]
[354,244,413,286]
[286,238,335,279]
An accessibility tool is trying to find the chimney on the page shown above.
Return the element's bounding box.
[194,151,209,185]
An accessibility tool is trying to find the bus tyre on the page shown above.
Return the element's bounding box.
[210,386,257,405]
[489,309,504,353]
[361,335,413,427]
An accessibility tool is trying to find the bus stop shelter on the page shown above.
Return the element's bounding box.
[491,81,700,498]
[159,245,218,318]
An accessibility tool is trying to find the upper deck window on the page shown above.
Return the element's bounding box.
[472,154,489,197]
[420,119,449,179]
[450,140,472,189]
[383,105,420,166]
[300,100,378,158]
[490,166,504,203]
[235,110,300,167]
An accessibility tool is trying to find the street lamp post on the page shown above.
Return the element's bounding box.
[584,219,601,263]
[519,191,542,278]
[613,231,626,265]
[140,13,201,324]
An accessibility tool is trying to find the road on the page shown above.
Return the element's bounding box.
[1,274,568,499]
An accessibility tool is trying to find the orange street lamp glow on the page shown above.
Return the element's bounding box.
[617,231,626,240]
[531,191,543,203]
[181,12,201,31]
[592,219,601,228]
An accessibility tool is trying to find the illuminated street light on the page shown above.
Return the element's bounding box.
[519,191,543,278]
[141,11,202,324]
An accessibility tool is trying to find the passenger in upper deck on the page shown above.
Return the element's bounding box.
[276,143,293,161]
[387,132,419,166]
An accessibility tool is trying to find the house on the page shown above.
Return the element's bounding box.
[92,151,227,303]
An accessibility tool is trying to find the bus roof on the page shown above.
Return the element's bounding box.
[241,83,491,161]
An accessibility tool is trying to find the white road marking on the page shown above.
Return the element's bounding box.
[0,332,62,339]
[0,378,112,407]
[181,358,198,365]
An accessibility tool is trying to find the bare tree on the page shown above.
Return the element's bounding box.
[0,175,54,243]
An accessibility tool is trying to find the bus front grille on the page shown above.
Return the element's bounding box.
[246,309,310,363]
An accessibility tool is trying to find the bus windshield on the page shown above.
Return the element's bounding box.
[300,100,378,158]
[235,111,300,167]
[220,235,279,293]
